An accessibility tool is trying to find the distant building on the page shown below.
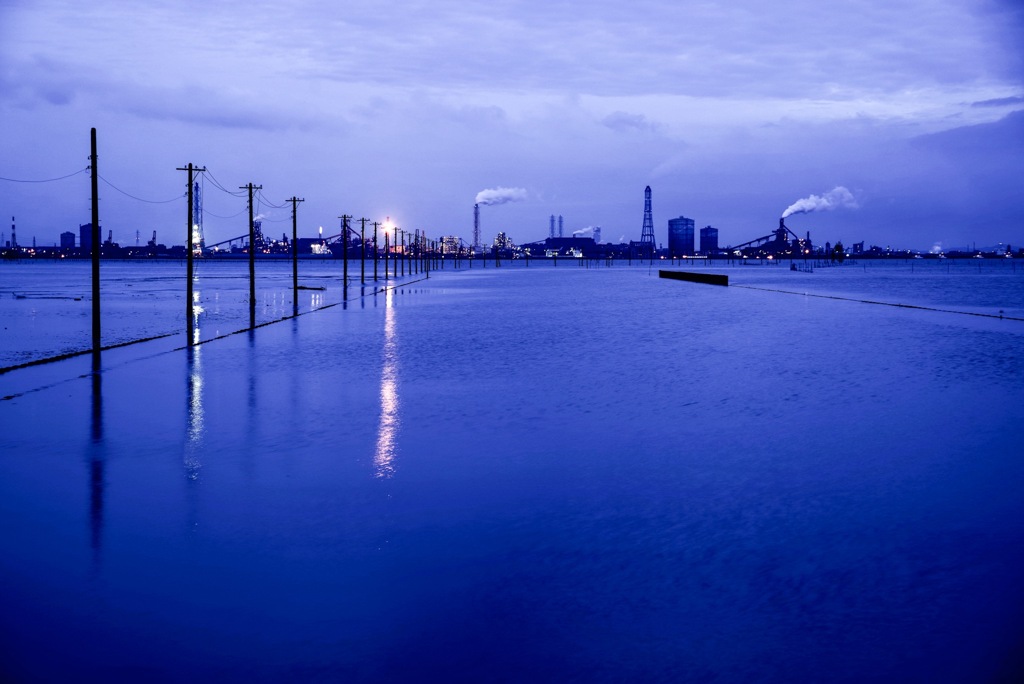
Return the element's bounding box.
[593,226,601,244]
[60,231,76,249]
[667,216,695,256]
[699,226,719,255]
[493,231,514,251]
[441,236,461,255]
[79,223,94,253]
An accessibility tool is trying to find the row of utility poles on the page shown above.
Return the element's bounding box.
[87,128,445,355]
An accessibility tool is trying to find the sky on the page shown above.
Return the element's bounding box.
[1,0,1022,251]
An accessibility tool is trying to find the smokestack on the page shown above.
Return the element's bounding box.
[558,215,563,238]
[549,215,555,239]
[473,203,480,250]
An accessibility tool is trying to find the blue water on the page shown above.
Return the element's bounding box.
[2,261,1023,681]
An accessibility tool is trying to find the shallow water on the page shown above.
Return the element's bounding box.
[2,260,1023,681]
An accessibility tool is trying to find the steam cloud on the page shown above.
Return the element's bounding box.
[572,226,594,236]
[781,186,858,219]
[475,187,527,206]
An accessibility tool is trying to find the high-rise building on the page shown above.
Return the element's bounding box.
[668,216,695,256]
[699,226,719,255]
[60,231,76,249]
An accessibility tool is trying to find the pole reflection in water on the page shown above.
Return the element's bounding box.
[374,287,399,478]
[185,286,204,481]
[88,351,104,560]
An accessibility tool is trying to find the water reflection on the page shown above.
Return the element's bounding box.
[88,352,104,559]
[185,284,204,480]
[185,345,204,481]
[374,287,399,478]
[191,282,203,346]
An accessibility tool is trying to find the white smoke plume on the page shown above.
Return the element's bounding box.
[475,187,527,206]
[572,226,594,236]
[781,186,858,219]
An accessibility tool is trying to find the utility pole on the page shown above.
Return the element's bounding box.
[393,227,399,279]
[384,231,390,282]
[178,163,206,345]
[90,128,100,356]
[241,183,262,329]
[339,214,351,299]
[288,196,304,315]
[359,217,368,285]
[400,230,405,277]
[373,222,380,282]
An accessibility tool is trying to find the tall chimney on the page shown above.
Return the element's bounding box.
[473,203,480,251]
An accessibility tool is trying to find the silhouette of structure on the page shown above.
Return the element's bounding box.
[700,226,719,255]
[668,216,695,257]
[473,204,480,251]
[192,181,205,255]
[639,186,656,256]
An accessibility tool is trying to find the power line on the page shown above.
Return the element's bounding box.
[203,206,248,219]
[99,174,183,204]
[202,168,247,197]
[255,188,287,209]
[0,168,88,183]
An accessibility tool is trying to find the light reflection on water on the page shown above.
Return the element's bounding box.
[185,346,203,481]
[374,286,399,478]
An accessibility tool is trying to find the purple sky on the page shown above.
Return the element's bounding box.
[2,0,1022,251]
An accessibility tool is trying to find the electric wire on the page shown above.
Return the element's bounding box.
[202,206,249,219]
[0,168,89,183]
[201,168,247,197]
[255,188,287,209]
[98,174,183,204]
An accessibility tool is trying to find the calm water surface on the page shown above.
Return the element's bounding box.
[1,261,1023,682]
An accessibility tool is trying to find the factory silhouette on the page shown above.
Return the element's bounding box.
[4,184,1019,262]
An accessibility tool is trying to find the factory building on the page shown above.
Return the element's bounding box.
[667,216,695,257]
[699,226,719,255]
[79,223,95,253]
[60,231,76,249]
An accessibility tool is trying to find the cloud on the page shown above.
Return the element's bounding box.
[601,111,656,133]
[971,96,1024,108]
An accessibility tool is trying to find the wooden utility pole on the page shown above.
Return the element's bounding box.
[178,163,206,345]
[241,183,262,329]
[359,217,367,285]
[90,128,100,355]
[373,222,380,282]
[339,214,352,299]
[288,196,304,315]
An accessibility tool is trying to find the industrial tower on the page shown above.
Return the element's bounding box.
[192,181,205,255]
[639,186,656,256]
[473,204,481,251]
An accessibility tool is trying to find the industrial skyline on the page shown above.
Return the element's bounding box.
[1,1,1022,252]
